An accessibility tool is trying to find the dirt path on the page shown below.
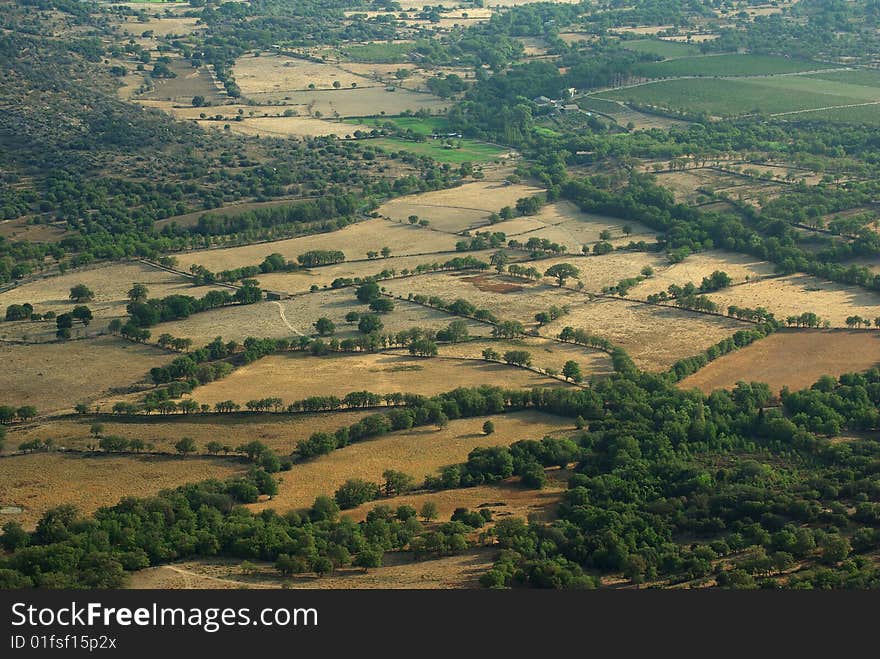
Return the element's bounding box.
[272,301,305,336]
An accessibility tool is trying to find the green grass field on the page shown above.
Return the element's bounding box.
[367,137,507,163]
[634,54,826,78]
[600,76,874,117]
[805,69,880,88]
[782,103,880,125]
[576,97,625,115]
[620,39,703,59]
[347,115,451,135]
[341,42,415,63]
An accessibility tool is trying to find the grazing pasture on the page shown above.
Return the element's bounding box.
[544,297,745,371]
[174,218,460,272]
[0,337,173,414]
[378,181,545,233]
[678,330,880,394]
[181,353,567,406]
[706,274,880,327]
[249,411,573,512]
[5,411,373,455]
[0,453,246,529]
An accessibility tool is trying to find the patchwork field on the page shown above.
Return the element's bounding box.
[367,137,510,164]
[678,330,880,393]
[543,297,745,371]
[174,219,461,272]
[0,337,173,415]
[180,353,567,407]
[705,274,880,327]
[249,411,573,512]
[378,181,545,232]
[0,453,246,529]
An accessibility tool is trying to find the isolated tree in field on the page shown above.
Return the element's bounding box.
[490,250,509,273]
[358,313,383,334]
[71,305,92,326]
[55,313,73,339]
[369,298,395,314]
[420,501,439,522]
[345,311,360,323]
[483,420,495,435]
[69,284,94,303]
[90,423,104,438]
[127,284,149,303]
[314,317,335,336]
[535,311,551,325]
[382,469,414,497]
[408,215,419,224]
[174,436,197,456]
[381,246,391,258]
[355,281,381,303]
[544,263,580,287]
[562,360,583,383]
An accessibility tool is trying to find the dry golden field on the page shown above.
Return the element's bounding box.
[486,201,658,252]
[0,453,246,529]
[678,330,880,393]
[240,86,451,117]
[0,337,173,415]
[253,249,501,294]
[631,251,778,298]
[5,410,373,456]
[378,181,546,233]
[0,261,223,338]
[248,411,572,512]
[535,252,668,292]
[181,353,567,407]
[233,54,380,94]
[543,297,745,371]
[141,61,223,102]
[174,219,460,272]
[705,274,880,327]
[203,116,374,139]
[128,548,497,589]
[384,271,586,326]
[437,337,614,376]
[119,16,204,38]
[148,291,491,344]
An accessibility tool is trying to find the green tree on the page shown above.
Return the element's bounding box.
[544,263,580,287]
[314,317,335,336]
[420,501,439,522]
[174,436,197,456]
[483,420,495,435]
[69,284,94,303]
[562,360,583,383]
